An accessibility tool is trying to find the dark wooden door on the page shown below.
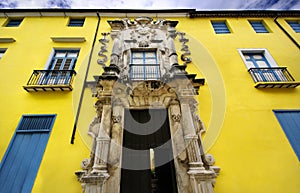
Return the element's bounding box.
[121,109,178,193]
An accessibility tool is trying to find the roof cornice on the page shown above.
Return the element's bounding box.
[189,10,300,18]
[0,9,299,18]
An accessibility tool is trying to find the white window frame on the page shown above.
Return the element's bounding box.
[237,48,279,69]
[44,48,80,69]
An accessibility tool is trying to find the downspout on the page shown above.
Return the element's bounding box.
[274,15,300,50]
[71,12,101,144]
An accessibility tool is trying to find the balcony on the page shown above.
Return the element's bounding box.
[129,64,160,80]
[23,70,76,92]
[248,67,300,88]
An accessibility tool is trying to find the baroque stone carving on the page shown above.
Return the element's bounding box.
[76,16,219,193]
[172,114,181,122]
[98,33,110,67]
[108,17,181,81]
[178,32,192,65]
[112,115,121,123]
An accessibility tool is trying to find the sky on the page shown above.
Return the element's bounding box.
[0,0,300,10]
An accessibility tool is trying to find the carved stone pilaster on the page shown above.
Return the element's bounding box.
[92,137,111,173]
[104,101,124,193]
[184,135,205,172]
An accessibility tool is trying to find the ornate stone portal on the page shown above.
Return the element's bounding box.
[76,17,220,193]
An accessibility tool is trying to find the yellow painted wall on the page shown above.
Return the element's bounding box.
[175,17,300,193]
[0,12,300,193]
[0,15,98,193]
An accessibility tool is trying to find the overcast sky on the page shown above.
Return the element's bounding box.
[0,0,300,10]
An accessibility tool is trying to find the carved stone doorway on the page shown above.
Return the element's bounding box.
[120,109,178,193]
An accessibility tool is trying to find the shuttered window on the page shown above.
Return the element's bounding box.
[6,18,23,27]
[249,21,269,33]
[68,18,85,27]
[211,21,231,34]
[49,50,79,71]
[287,20,300,33]
[273,110,300,160]
[0,114,56,193]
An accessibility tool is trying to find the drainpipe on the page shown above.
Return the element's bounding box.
[71,12,101,144]
[274,15,300,50]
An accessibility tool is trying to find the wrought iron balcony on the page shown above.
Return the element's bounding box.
[248,67,300,88]
[129,64,160,80]
[23,70,76,92]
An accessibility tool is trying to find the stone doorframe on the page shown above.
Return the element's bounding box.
[75,16,220,193]
[76,77,220,193]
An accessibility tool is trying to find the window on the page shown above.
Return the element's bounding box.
[38,49,79,85]
[273,110,300,160]
[48,49,79,71]
[23,49,79,91]
[129,50,160,80]
[238,49,299,88]
[287,20,300,33]
[68,18,85,27]
[211,21,230,34]
[0,114,56,193]
[6,18,23,27]
[0,49,6,59]
[238,49,278,69]
[249,21,269,33]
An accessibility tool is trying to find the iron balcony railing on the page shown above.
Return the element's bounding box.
[248,67,300,88]
[23,70,76,92]
[129,64,160,80]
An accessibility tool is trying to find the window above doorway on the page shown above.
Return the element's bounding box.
[129,50,160,81]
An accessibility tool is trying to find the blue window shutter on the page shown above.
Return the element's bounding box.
[68,18,85,27]
[6,18,23,27]
[273,110,300,160]
[249,21,269,33]
[0,114,56,193]
[211,21,230,34]
[287,21,300,33]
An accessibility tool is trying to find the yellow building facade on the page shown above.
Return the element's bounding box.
[0,9,299,193]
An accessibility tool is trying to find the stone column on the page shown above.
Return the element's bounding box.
[169,100,192,193]
[105,99,124,193]
[92,100,112,174]
[179,97,205,172]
